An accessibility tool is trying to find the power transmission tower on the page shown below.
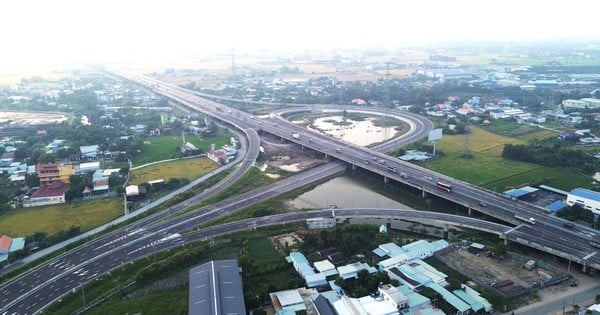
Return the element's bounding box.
[385,61,392,106]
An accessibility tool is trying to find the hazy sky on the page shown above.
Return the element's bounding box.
[1,0,598,71]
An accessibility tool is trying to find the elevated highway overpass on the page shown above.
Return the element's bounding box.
[109,70,600,272]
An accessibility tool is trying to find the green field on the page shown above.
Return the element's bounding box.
[247,237,280,261]
[129,157,218,185]
[132,133,232,166]
[425,126,593,191]
[0,198,122,236]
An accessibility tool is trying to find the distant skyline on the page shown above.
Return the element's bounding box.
[1,0,599,72]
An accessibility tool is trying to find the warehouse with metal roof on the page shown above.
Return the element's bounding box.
[567,188,600,215]
[188,259,245,315]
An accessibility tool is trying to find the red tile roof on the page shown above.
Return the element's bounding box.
[0,235,12,252]
[31,182,68,198]
[36,163,59,171]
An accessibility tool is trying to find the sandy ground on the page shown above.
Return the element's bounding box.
[260,134,326,174]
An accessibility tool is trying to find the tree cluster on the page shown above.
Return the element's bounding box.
[501,141,599,174]
[301,224,393,257]
[333,269,399,298]
[557,204,597,226]
[26,226,81,249]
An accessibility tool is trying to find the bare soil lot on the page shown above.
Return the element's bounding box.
[260,133,327,173]
[439,246,569,297]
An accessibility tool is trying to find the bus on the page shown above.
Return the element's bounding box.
[436,181,452,192]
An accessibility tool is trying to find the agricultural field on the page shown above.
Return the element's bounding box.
[132,133,232,166]
[425,126,593,191]
[0,197,122,237]
[129,157,218,185]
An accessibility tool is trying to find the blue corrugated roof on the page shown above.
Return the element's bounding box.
[546,200,567,212]
[504,186,538,198]
[372,248,387,257]
[9,237,25,252]
[570,188,600,202]
[427,283,470,312]
[453,289,484,312]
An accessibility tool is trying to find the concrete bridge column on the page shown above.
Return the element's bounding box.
[443,224,449,240]
[384,176,388,183]
[352,164,356,171]
[582,263,588,273]
[422,190,426,198]
[467,206,472,216]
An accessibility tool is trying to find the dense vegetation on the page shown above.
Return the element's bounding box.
[502,140,599,174]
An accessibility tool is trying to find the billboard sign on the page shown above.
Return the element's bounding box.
[428,128,443,141]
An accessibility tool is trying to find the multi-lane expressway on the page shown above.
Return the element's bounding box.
[0,70,598,314]
[122,70,599,270]
[1,70,435,315]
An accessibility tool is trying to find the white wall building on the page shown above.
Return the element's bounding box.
[566,188,600,215]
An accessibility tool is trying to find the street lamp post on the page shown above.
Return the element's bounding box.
[80,283,86,307]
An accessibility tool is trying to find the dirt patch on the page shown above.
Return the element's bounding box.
[439,246,569,298]
[260,133,326,173]
[269,233,303,253]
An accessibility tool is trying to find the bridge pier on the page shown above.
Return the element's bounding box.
[384,176,388,183]
[352,164,356,171]
[582,263,588,273]
[467,207,472,216]
[443,224,449,240]
[422,190,426,198]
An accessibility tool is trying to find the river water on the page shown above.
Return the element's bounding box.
[288,175,411,210]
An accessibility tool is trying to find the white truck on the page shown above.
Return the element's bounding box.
[515,214,536,225]
[292,133,300,140]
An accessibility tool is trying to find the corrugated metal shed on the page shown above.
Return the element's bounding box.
[188,260,245,315]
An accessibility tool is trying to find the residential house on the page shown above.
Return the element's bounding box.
[37,163,61,185]
[208,149,227,165]
[125,185,146,201]
[92,170,109,193]
[45,139,65,154]
[181,142,199,155]
[0,235,25,264]
[76,162,100,174]
[80,145,100,160]
[24,181,68,207]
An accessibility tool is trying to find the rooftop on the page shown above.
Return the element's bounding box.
[570,188,600,202]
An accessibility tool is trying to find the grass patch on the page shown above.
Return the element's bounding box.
[248,237,280,261]
[423,126,593,191]
[132,133,232,166]
[0,198,122,236]
[133,135,186,166]
[85,291,188,315]
[482,120,559,138]
[129,157,218,185]
[185,133,233,154]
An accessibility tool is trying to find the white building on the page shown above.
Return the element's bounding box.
[563,98,600,109]
[566,188,600,215]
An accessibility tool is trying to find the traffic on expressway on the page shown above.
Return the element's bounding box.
[0,69,595,314]
[113,69,600,270]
